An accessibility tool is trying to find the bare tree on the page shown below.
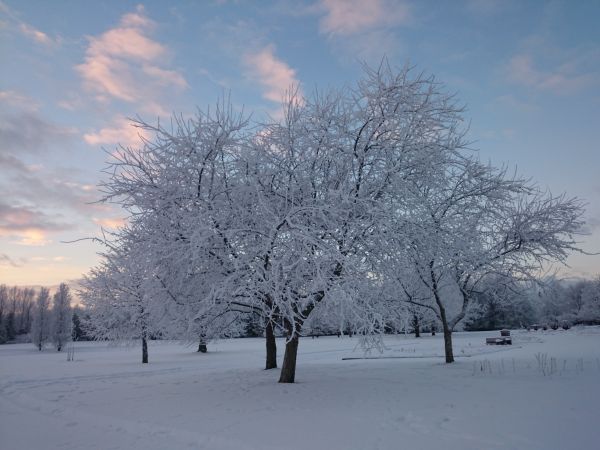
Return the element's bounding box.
[80,230,155,364]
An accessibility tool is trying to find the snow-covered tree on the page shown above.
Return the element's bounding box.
[579,276,600,324]
[31,288,51,351]
[94,100,281,367]
[246,63,478,381]
[84,60,586,381]
[380,142,584,362]
[51,283,72,351]
[80,229,158,363]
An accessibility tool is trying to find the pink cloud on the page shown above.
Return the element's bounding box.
[78,55,138,102]
[19,22,53,46]
[12,230,52,247]
[243,45,301,103]
[76,5,186,111]
[0,227,52,247]
[0,203,71,247]
[84,118,149,147]
[0,2,58,47]
[120,6,155,29]
[93,217,126,229]
[142,65,188,89]
[86,27,165,63]
[319,0,409,35]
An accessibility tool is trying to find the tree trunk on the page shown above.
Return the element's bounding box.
[430,265,453,362]
[265,320,277,370]
[412,313,420,338]
[197,335,207,353]
[278,334,299,383]
[278,320,300,383]
[440,316,454,363]
[142,336,148,363]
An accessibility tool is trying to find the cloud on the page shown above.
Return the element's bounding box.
[312,0,409,64]
[93,217,126,229]
[0,202,73,247]
[0,89,77,155]
[76,4,187,114]
[0,90,39,111]
[0,153,107,228]
[84,117,149,147]
[12,230,52,246]
[318,0,409,35]
[0,110,77,155]
[243,45,301,103]
[0,202,72,232]
[0,1,59,47]
[507,54,599,93]
[142,65,187,88]
[18,22,53,46]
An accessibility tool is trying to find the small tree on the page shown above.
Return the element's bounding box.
[31,288,51,351]
[51,283,72,351]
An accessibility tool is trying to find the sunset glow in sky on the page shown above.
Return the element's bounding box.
[1,0,599,285]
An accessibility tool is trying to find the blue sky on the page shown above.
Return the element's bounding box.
[1,0,599,285]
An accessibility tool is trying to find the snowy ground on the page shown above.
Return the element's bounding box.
[1,328,599,450]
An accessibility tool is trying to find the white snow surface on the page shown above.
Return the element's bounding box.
[1,328,599,450]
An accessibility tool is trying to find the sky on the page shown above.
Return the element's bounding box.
[1,0,599,286]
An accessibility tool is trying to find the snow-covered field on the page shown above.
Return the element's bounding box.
[1,328,599,450]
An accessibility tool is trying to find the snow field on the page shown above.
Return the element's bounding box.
[1,328,599,450]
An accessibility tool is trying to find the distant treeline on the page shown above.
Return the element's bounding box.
[2,275,598,347]
[464,277,600,331]
[0,284,90,345]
